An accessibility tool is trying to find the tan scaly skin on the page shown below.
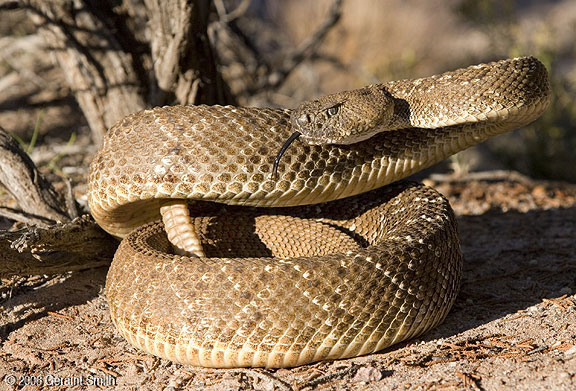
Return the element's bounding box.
[88,56,550,368]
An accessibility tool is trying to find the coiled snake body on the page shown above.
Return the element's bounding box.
[88,57,550,368]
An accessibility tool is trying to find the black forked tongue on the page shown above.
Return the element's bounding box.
[271,131,301,180]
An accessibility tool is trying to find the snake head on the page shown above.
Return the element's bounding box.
[290,85,406,145]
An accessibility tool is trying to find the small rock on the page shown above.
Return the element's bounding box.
[531,185,548,198]
[565,345,576,359]
[421,179,436,187]
[527,306,540,314]
[352,366,383,383]
[559,371,572,380]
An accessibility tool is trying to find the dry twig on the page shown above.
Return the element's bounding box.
[248,0,343,94]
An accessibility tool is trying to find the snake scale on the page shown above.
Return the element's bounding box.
[88,56,550,368]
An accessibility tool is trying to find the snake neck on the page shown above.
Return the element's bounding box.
[291,56,550,144]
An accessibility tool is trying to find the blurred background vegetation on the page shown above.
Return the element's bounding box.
[1,0,575,182]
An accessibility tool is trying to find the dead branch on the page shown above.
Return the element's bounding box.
[145,0,234,106]
[15,0,148,146]
[0,126,70,224]
[0,127,114,276]
[213,0,251,23]
[247,0,343,94]
[209,0,343,103]
[0,215,115,276]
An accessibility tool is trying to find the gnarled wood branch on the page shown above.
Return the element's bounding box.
[0,127,69,224]
[0,127,115,276]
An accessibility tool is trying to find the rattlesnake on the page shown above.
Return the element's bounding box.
[88,56,550,368]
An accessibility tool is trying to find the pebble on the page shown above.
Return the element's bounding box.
[422,179,435,187]
[352,366,383,383]
[559,371,572,380]
[565,345,576,359]
[527,306,542,314]
[531,185,548,198]
[551,341,562,348]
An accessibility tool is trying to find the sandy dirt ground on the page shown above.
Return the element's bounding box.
[1,178,575,391]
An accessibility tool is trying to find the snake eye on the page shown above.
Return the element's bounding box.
[326,105,339,117]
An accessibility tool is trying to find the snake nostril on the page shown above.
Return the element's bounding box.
[297,113,310,127]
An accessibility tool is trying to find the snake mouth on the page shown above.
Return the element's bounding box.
[300,130,383,146]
